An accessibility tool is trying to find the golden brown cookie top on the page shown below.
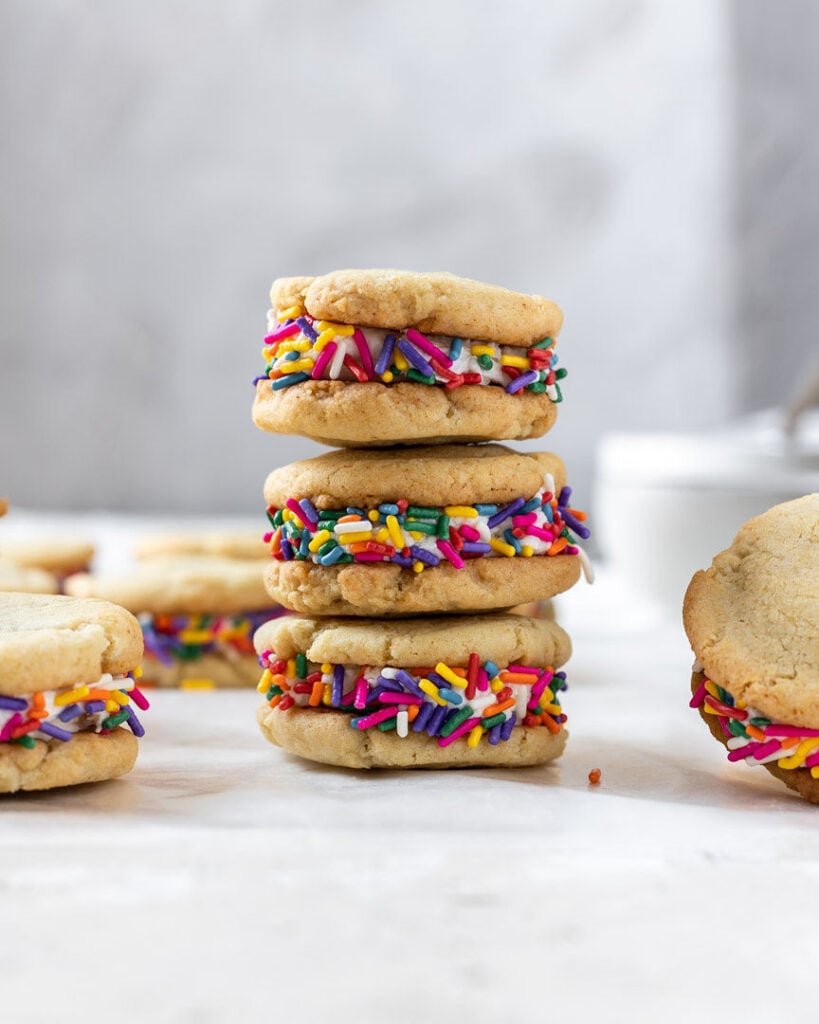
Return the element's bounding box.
[65,555,276,616]
[0,593,143,696]
[264,445,565,509]
[134,530,267,562]
[270,269,563,347]
[683,494,819,727]
[254,612,571,670]
[0,538,94,573]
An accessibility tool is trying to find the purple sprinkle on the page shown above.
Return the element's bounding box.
[561,508,590,539]
[558,486,572,506]
[487,498,525,529]
[57,704,82,722]
[37,721,73,742]
[365,685,386,706]
[460,542,492,554]
[280,538,294,561]
[331,665,345,707]
[296,316,318,341]
[427,671,449,689]
[397,338,435,376]
[412,702,435,732]
[488,723,503,745]
[84,700,106,714]
[252,374,269,385]
[0,696,28,711]
[298,498,320,525]
[426,705,448,737]
[390,554,414,568]
[124,706,145,738]
[394,669,425,697]
[376,675,404,693]
[500,713,517,741]
[505,369,539,394]
[374,333,397,375]
[409,545,440,566]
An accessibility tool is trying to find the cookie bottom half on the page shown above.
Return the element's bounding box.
[691,673,819,804]
[0,728,138,793]
[257,704,567,770]
[265,556,581,617]
[253,379,558,447]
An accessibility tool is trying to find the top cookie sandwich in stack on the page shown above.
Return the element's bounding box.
[251,269,589,769]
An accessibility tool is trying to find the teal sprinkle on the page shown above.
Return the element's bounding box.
[484,660,500,678]
[282,350,300,362]
[319,546,346,566]
[520,497,541,514]
[474,504,498,515]
[449,337,463,359]
[271,371,310,390]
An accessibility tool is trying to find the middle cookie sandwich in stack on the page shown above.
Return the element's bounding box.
[251,268,591,768]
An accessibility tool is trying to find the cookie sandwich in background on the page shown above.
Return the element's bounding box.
[684,494,819,802]
[134,529,267,563]
[255,612,571,769]
[0,537,95,588]
[262,444,591,617]
[66,555,285,688]
[253,269,566,447]
[0,593,149,793]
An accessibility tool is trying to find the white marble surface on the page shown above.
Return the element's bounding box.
[2,525,818,1022]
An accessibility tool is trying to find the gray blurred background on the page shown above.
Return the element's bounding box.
[0,0,815,513]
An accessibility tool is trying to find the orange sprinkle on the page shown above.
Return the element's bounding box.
[499,671,539,684]
[84,689,113,701]
[541,714,562,734]
[309,681,324,707]
[337,514,364,523]
[568,508,587,521]
[268,694,282,710]
[746,724,767,742]
[547,537,568,556]
[588,768,602,784]
[780,736,800,750]
[32,692,45,711]
[482,698,516,718]
[269,527,282,555]
[407,705,419,723]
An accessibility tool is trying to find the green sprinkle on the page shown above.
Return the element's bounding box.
[318,510,344,520]
[295,653,308,679]
[532,337,553,349]
[14,735,36,749]
[404,520,438,535]
[406,369,436,384]
[377,718,398,732]
[406,506,439,519]
[477,354,493,371]
[727,719,748,738]
[436,514,450,539]
[177,646,201,661]
[555,367,568,380]
[439,706,473,737]
[104,711,129,729]
[317,539,339,557]
[481,712,507,730]
[528,382,547,393]
[553,383,563,403]
[267,508,279,527]
[266,685,283,700]
[338,554,355,563]
[749,716,771,727]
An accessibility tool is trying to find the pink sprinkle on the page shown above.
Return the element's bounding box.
[405,328,453,367]
[512,513,538,528]
[438,716,481,748]
[804,750,819,768]
[527,669,554,710]
[265,322,301,344]
[689,681,708,708]
[477,669,489,692]
[752,739,783,761]
[0,713,22,742]
[355,707,398,730]
[526,525,556,542]
[718,717,732,738]
[436,539,464,569]
[354,679,369,710]
[509,665,540,675]
[352,329,375,378]
[459,524,481,542]
[353,552,387,562]
[129,686,150,711]
[378,692,424,705]
[727,742,759,761]
[285,498,317,532]
[312,341,337,378]
[764,725,819,738]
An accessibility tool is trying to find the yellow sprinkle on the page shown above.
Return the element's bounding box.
[811,765,819,780]
[702,704,720,716]
[489,538,517,557]
[490,678,504,692]
[54,686,90,706]
[321,663,332,675]
[467,725,483,748]
[521,544,534,557]
[105,700,119,712]
[286,659,296,678]
[133,666,142,679]
[409,531,423,540]
[386,514,404,549]
[308,530,333,552]
[338,531,372,545]
[393,349,409,371]
[541,702,563,715]
[435,662,466,689]
[277,339,310,353]
[368,510,380,521]
[419,679,447,706]
[181,678,216,690]
[323,683,332,706]
[470,344,494,356]
[111,690,130,706]
[317,321,354,336]
[704,681,720,699]
[413,562,424,573]
[316,329,336,348]
[778,737,819,769]
[282,359,314,373]
[381,371,394,383]
[179,630,214,644]
[282,508,295,521]
[257,670,273,694]
[375,528,390,544]
[500,354,530,369]
[443,506,478,517]
[277,305,302,321]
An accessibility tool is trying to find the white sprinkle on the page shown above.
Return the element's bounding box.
[396,710,409,738]
[328,338,348,379]
[333,519,372,535]
[577,546,595,584]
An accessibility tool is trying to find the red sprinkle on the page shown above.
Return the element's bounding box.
[588,768,602,785]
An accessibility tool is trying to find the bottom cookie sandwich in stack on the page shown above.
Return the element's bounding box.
[254,612,572,769]
[0,593,149,793]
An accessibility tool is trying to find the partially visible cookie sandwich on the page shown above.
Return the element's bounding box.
[0,593,149,793]
[253,269,566,447]
[0,537,94,586]
[255,612,571,769]
[263,444,591,617]
[0,559,58,595]
[135,530,267,562]
[66,556,285,688]
[684,494,819,802]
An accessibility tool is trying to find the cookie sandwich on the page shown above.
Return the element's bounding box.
[0,537,94,587]
[253,269,566,447]
[0,593,149,793]
[684,494,819,802]
[135,529,267,562]
[0,560,58,595]
[66,556,285,688]
[263,444,591,617]
[255,612,572,769]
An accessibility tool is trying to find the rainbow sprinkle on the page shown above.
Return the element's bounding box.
[265,483,590,575]
[0,673,149,748]
[254,305,566,400]
[691,675,819,777]
[257,650,567,748]
[140,609,286,666]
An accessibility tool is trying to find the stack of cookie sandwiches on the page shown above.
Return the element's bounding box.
[251,269,591,768]
[66,553,285,689]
